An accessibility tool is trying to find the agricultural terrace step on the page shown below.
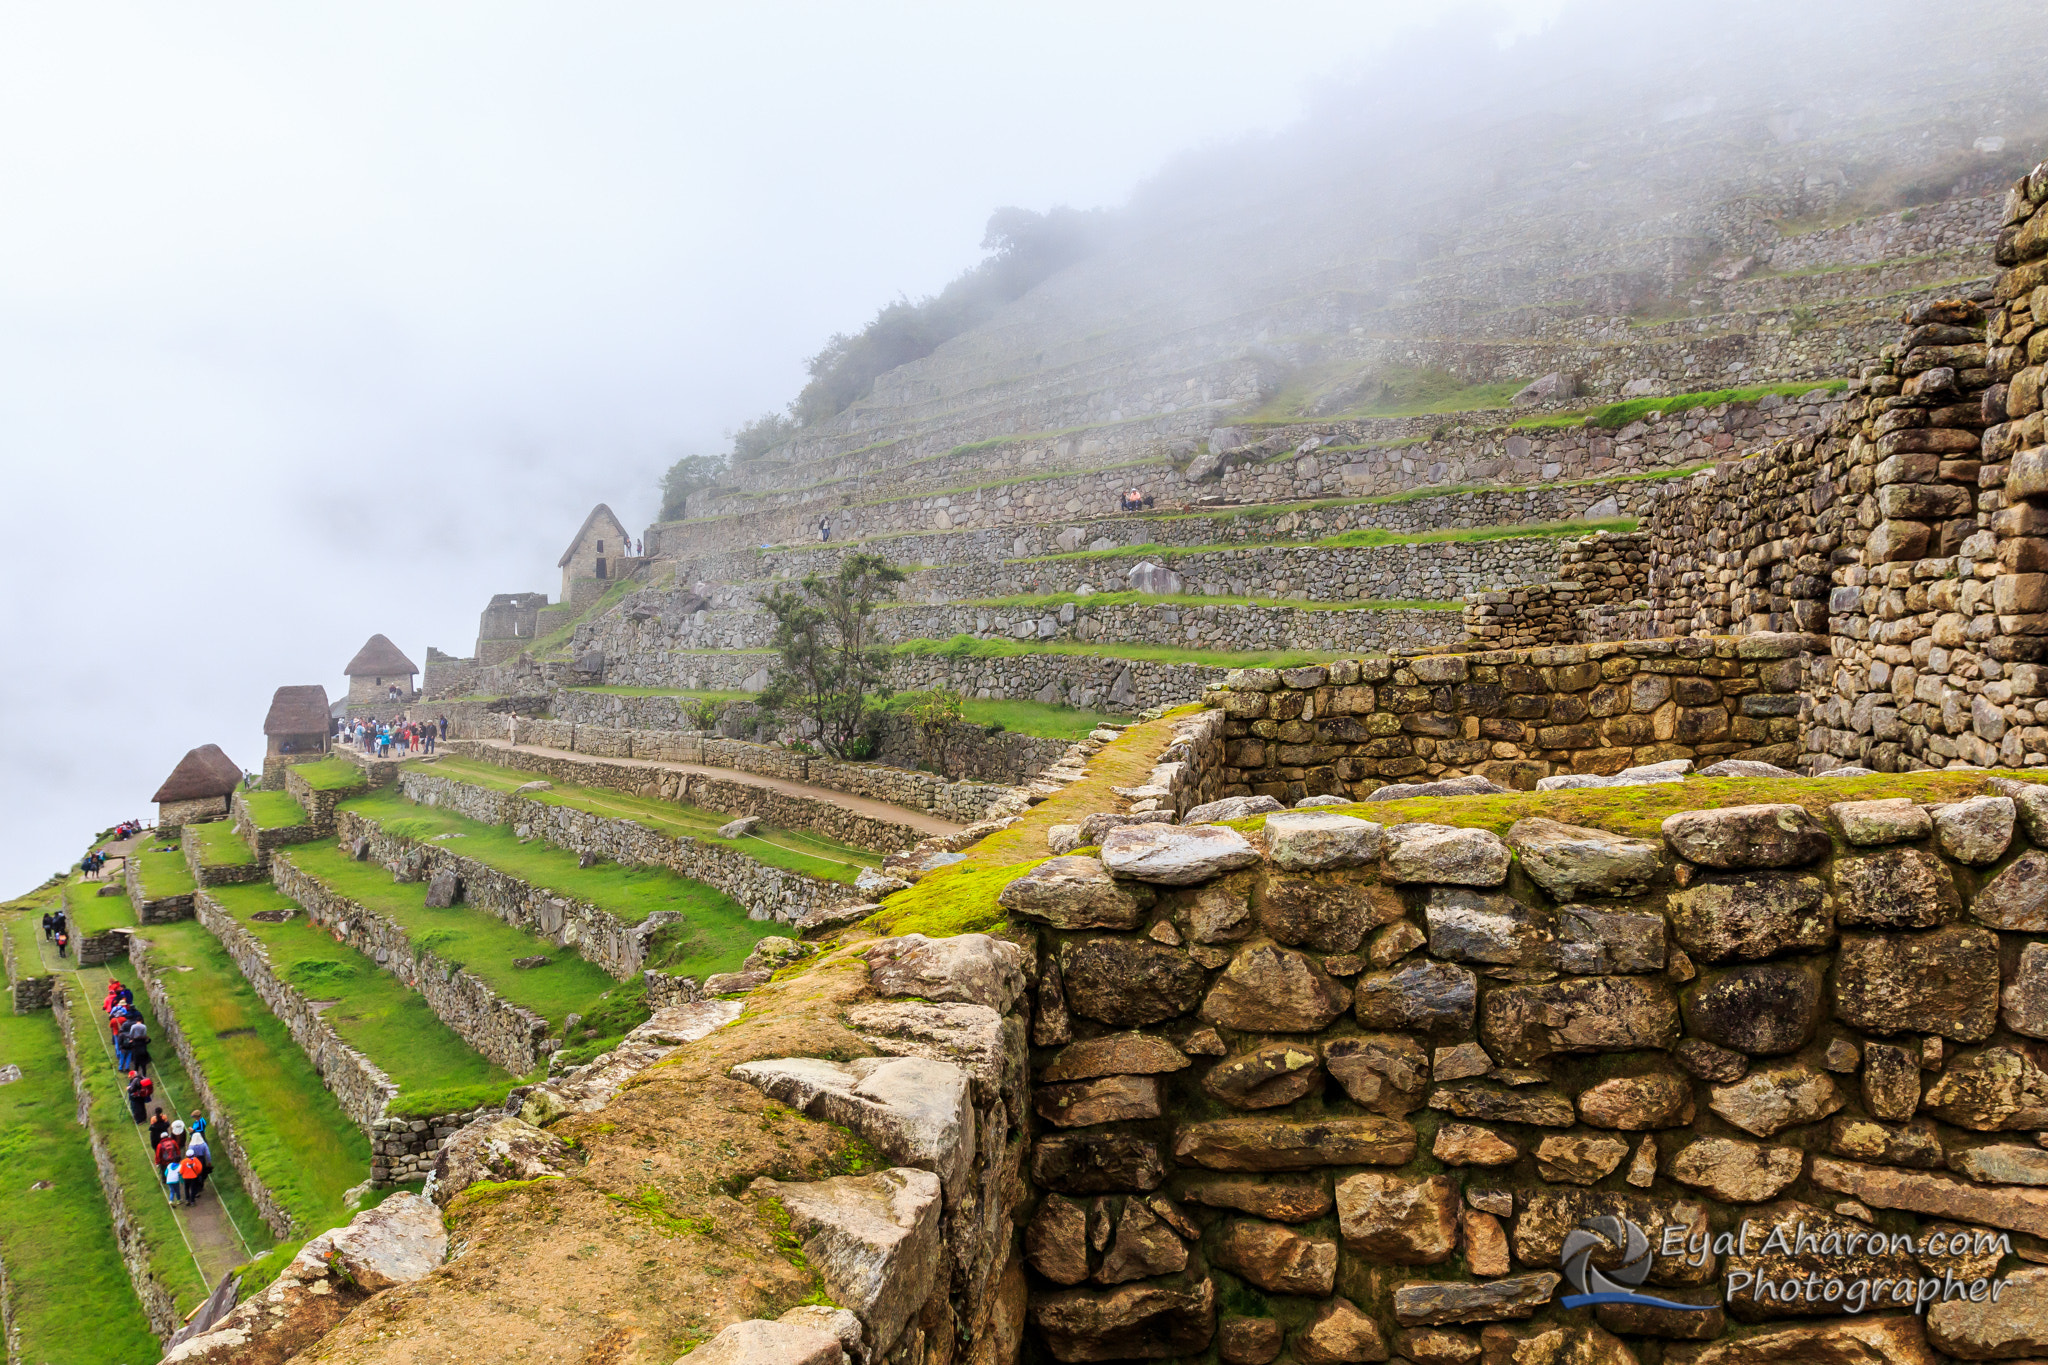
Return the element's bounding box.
[329,790,773,984]
[62,878,137,967]
[270,847,575,1076]
[195,883,516,1143]
[0,1003,161,1363]
[392,767,866,928]
[436,736,958,852]
[126,917,370,1242]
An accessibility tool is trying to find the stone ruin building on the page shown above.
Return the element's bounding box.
[342,632,418,708]
[148,742,241,834]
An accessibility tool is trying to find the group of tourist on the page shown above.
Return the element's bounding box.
[1118,487,1154,512]
[339,715,448,758]
[40,907,68,959]
[102,982,212,1205]
[80,848,114,878]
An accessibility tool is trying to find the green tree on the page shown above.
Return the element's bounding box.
[758,553,907,759]
[657,453,729,521]
[731,412,797,463]
[902,688,965,774]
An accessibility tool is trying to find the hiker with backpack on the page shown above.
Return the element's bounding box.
[180,1138,208,1206]
[127,1071,153,1123]
[124,1020,151,1078]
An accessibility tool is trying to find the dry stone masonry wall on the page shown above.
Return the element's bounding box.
[1005,783,2048,1365]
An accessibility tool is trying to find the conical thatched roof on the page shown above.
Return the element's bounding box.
[263,685,331,735]
[343,634,417,678]
[151,745,242,803]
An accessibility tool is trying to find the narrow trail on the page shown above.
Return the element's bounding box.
[466,737,968,838]
[34,888,255,1294]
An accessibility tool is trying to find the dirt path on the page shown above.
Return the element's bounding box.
[467,738,968,838]
[31,924,256,1291]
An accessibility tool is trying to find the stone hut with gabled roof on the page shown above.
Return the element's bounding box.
[262,684,331,785]
[558,504,635,608]
[151,743,243,834]
[344,634,419,707]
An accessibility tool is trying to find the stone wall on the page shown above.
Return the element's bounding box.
[332,808,669,982]
[75,927,129,969]
[190,888,480,1182]
[180,824,268,890]
[1207,634,1821,799]
[1010,782,2048,1365]
[52,979,180,1343]
[4,921,51,1013]
[1461,533,1657,650]
[123,853,194,925]
[396,769,864,925]
[230,790,320,862]
[125,932,297,1239]
[271,849,555,1075]
[284,764,367,835]
[488,717,1027,826]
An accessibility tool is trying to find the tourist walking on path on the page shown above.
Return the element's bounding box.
[179,1148,205,1206]
[148,1110,170,1150]
[127,1071,152,1123]
[40,912,52,941]
[54,931,67,959]
[125,1020,151,1078]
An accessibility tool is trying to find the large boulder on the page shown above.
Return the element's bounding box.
[1661,805,1830,869]
[1062,939,1208,1026]
[864,934,1027,1012]
[1506,818,1661,900]
[1382,824,1511,886]
[1201,941,1352,1031]
[161,1193,447,1365]
[1183,795,1286,825]
[999,856,1154,930]
[432,1114,576,1206]
[1102,824,1260,884]
[749,1168,942,1357]
[1125,561,1185,596]
[1511,372,1580,406]
[729,1057,974,1197]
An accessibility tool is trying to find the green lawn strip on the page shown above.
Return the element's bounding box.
[566,686,753,700]
[288,758,368,793]
[528,579,637,659]
[340,783,776,976]
[206,882,519,1117]
[1015,518,1630,566]
[280,843,624,1032]
[191,821,256,869]
[240,790,312,830]
[893,634,1347,669]
[7,903,50,978]
[1507,379,1850,431]
[880,694,1132,741]
[134,918,368,1234]
[943,589,1460,613]
[397,758,882,881]
[0,1004,161,1365]
[135,845,197,901]
[63,876,138,936]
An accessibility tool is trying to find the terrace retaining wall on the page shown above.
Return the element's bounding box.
[270,850,554,1076]
[123,855,193,925]
[330,809,666,983]
[395,770,864,926]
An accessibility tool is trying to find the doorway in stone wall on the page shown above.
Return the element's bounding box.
[596,558,607,578]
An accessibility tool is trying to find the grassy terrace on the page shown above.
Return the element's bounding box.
[948,589,1461,612]
[567,686,754,700]
[1507,379,1850,431]
[529,578,637,659]
[894,634,1347,669]
[189,819,256,868]
[0,1003,160,1364]
[136,917,369,1235]
[280,843,627,1032]
[401,756,882,882]
[288,757,369,792]
[345,779,776,979]
[62,876,137,936]
[208,881,519,1116]
[1018,517,1634,565]
[1241,364,1529,425]
[134,843,197,901]
[240,790,312,830]
[882,693,1130,741]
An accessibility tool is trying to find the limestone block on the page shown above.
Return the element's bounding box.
[998,856,1153,930]
[1667,1137,1803,1203]
[1708,1064,1844,1137]
[729,1057,973,1196]
[431,1114,575,1206]
[1261,812,1385,871]
[1505,817,1661,900]
[864,933,1027,1013]
[750,1167,942,1357]
[1200,940,1350,1031]
[1062,938,1207,1026]
[1101,823,1259,884]
[1661,804,1830,869]
[1931,796,2016,865]
[1666,873,1829,963]
[1382,823,1511,886]
[1213,1219,1337,1296]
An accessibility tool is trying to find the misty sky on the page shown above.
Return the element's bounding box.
[0,1,1565,892]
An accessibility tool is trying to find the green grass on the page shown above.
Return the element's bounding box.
[0,1004,161,1365]
[134,845,197,902]
[6,902,51,979]
[893,634,1349,669]
[1018,517,1627,565]
[395,758,881,883]
[190,820,256,869]
[566,686,753,700]
[62,877,137,936]
[208,882,519,1116]
[341,780,779,978]
[240,790,312,830]
[289,758,368,793]
[1242,365,1528,425]
[881,694,1131,741]
[132,918,369,1234]
[945,590,1459,612]
[279,844,630,1032]
[1507,379,1849,431]
[528,579,638,659]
